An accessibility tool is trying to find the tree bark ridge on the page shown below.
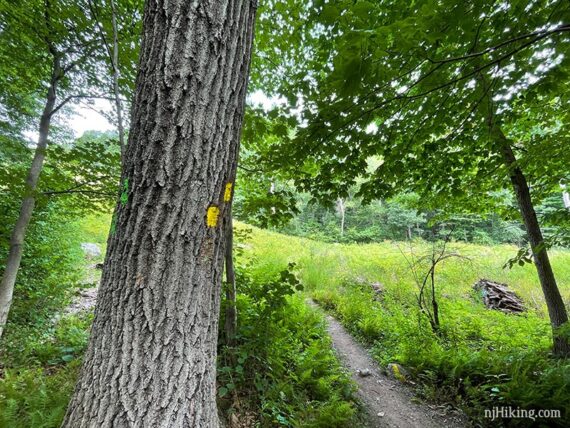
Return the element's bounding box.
[63,1,257,426]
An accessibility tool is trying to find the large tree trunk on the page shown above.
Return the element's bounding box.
[62,1,257,427]
[0,56,60,339]
[490,125,570,357]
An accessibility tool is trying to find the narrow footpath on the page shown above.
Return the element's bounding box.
[311,301,467,428]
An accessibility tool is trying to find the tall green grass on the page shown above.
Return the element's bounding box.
[240,223,570,426]
[240,223,569,315]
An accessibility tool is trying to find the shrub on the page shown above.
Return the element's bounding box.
[218,264,358,427]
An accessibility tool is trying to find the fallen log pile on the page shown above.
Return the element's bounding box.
[473,279,525,314]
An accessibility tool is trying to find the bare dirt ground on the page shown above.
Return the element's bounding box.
[64,286,98,315]
[310,301,468,428]
[64,263,100,316]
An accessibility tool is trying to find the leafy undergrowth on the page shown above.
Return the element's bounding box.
[0,314,90,428]
[0,272,358,428]
[2,216,569,427]
[312,286,570,427]
[0,217,359,428]
[0,209,97,428]
[218,265,358,427]
[238,223,570,427]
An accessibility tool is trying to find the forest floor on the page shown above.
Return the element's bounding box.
[64,263,100,316]
[309,300,467,428]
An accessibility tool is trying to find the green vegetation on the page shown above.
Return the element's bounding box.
[253,0,570,356]
[0,316,88,428]
[0,216,359,428]
[1,0,570,426]
[239,223,570,425]
[218,290,357,427]
[1,213,570,426]
[0,206,97,428]
[274,192,528,246]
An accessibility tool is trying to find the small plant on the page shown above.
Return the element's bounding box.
[400,228,470,334]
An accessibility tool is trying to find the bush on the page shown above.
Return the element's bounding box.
[0,362,81,428]
[0,311,91,428]
[218,264,358,427]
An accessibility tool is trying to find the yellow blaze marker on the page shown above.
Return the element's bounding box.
[207,206,220,227]
[224,182,233,202]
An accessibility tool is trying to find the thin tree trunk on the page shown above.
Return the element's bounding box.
[224,211,237,346]
[337,198,345,237]
[430,262,439,332]
[561,184,570,210]
[110,0,125,157]
[0,55,60,339]
[62,1,257,426]
[488,123,570,356]
[477,73,569,356]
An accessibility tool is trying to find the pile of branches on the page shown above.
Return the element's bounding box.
[473,279,525,314]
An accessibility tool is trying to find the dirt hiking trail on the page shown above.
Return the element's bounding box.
[310,301,467,428]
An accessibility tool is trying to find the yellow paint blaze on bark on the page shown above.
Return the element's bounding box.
[224,182,233,202]
[207,206,220,227]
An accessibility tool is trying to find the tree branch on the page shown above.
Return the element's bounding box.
[427,24,570,65]
[50,94,115,117]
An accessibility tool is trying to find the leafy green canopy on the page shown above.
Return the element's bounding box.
[0,0,103,128]
[0,0,142,139]
[261,0,570,219]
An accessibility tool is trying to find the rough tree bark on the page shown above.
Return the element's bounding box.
[62,1,257,427]
[0,52,61,339]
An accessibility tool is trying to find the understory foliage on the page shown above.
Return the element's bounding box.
[217,241,358,427]
[0,217,358,428]
[311,284,570,427]
[239,224,570,427]
[0,197,85,353]
[274,192,528,245]
[0,133,119,349]
[0,314,90,428]
[0,205,97,427]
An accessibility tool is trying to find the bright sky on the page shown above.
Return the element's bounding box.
[65,90,277,138]
[68,99,115,137]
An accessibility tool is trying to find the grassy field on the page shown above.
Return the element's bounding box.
[75,214,570,313]
[238,222,570,425]
[239,222,570,313]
